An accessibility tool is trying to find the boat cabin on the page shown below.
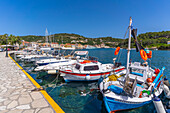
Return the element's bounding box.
[74,61,101,72]
[128,62,149,83]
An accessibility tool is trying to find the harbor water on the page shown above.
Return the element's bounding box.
[12,48,170,113]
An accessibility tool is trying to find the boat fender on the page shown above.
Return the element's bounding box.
[60,73,65,77]
[47,70,57,74]
[152,76,156,81]
[147,78,153,83]
[139,91,142,98]
[114,47,120,55]
[153,96,166,113]
[140,49,147,61]
[86,74,90,80]
[163,84,170,99]
[155,68,160,75]
[146,51,152,59]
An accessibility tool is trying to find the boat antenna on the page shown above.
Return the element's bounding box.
[126,17,132,71]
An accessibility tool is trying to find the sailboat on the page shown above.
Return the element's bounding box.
[99,17,167,112]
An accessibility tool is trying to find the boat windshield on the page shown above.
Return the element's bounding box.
[84,65,99,71]
[75,64,81,70]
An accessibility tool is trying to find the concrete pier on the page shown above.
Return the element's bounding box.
[0,52,55,113]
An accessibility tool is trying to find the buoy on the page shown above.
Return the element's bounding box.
[114,47,120,55]
[152,76,156,81]
[147,51,152,58]
[155,69,160,74]
[163,84,170,99]
[140,49,147,61]
[86,74,90,80]
[139,91,142,98]
[153,96,166,113]
[147,78,153,83]
[47,70,57,74]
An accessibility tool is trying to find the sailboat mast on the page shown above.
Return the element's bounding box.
[45,28,49,47]
[126,17,132,70]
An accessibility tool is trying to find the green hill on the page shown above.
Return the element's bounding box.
[1,31,170,49]
[21,33,123,47]
[118,31,170,49]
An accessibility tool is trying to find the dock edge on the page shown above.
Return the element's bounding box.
[9,53,64,113]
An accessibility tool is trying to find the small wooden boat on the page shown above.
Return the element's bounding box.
[99,17,167,112]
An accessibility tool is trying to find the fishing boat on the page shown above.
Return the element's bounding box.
[99,17,167,112]
[59,54,125,82]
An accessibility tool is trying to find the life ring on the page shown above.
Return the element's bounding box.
[140,49,147,61]
[114,47,120,55]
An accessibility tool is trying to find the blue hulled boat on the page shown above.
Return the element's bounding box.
[99,17,167,112]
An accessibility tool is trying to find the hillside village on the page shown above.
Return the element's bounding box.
[0,31,170,50]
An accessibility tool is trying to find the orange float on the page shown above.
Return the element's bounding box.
[139,91,143,98]
[152,76,156,81]
[146,51,152,59]
[114,47,120,55]
[83,60,91,63]
[154,69,160,74]
[140,49,148,61]
[147,78,153,83]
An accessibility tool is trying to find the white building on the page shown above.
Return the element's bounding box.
[167,41,170,44]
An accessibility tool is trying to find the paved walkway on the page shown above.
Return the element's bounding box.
[0,52,55,113]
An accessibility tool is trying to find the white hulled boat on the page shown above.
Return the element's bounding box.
[99,17,167,112]
[59,58,125,82]
[34,51,89,72]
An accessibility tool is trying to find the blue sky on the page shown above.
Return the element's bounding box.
[0,0,170,38]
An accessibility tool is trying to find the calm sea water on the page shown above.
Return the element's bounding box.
[14,48,170,113]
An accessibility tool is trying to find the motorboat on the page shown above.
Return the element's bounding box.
[34,51,90,72]
[59,58,125,82]
[34,58,76,72]
[35,49,76,66]
[20,54,54,63]
[36,56,68,66]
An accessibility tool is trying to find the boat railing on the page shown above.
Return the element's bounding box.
[59,64,73,71]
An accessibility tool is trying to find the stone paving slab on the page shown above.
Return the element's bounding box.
[0,52,55,113]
